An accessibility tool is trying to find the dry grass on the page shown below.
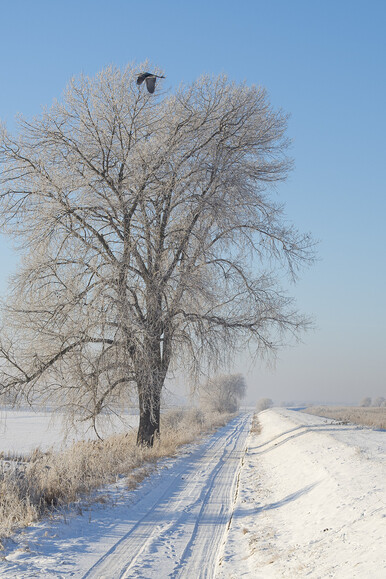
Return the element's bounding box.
[250,413,261,434]
[302,406,386,430]
[0,408,231,545]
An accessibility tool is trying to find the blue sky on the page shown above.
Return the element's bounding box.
[0,0,385,404]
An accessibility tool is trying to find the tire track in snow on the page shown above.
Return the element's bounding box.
[82,412,252,579]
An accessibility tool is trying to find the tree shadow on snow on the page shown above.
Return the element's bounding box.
[235,481,321,519]
[255,481,320,513]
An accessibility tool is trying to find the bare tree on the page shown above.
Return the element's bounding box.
[0,63,314,445]
[199,374,246,413]
[360,397,372,407]
[256,398,274,412]
[373,396,385,407]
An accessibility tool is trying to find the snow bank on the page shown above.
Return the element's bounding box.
[219,408,386,578]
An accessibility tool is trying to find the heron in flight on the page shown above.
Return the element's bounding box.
[137,72,165,94]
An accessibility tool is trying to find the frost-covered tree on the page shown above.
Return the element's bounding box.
[256,397,274,412]
[0,63,314,445]
[360,397,372,407]
[200,374,247,414]
[373,396,385,407]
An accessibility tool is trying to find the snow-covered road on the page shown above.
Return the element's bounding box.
[82,412,252,578]
[0,412,252,578]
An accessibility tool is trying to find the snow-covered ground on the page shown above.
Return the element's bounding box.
[219,408,386,578]
[0,408,384,578]
[0,413,252,578]
[0,409,139,454]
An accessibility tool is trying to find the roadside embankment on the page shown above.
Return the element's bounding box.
[218,408,386,578]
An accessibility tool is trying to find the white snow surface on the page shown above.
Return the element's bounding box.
[0,408,384,578]
[0,409,139,455]
[0,413,252,578]
[219,408,386,578]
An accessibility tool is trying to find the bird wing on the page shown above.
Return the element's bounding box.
[137,73,150,86]
[145,76,157,94]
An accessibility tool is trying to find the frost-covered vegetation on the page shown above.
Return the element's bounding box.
[199,374,246,413]
[302,406,386,429]
[0,408,231,544]
[255,397,274,412]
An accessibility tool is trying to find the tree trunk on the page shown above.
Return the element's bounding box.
[134,307,171,446]
[136,382,161,447]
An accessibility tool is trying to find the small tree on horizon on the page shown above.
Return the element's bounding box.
[0,63,314,445]
[256,398,274,412]
[373,396,385,407]
[199,374,247,414]
[360,397,372,407]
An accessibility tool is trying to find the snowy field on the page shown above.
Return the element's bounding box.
[0,408,139,455]
[0,408,384,577]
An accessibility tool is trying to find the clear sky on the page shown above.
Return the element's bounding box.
[0,0,385,405]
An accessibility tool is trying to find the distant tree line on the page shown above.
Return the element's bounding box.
[359,396,386,407]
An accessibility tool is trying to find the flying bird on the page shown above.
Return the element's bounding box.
[136,72,165,94]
